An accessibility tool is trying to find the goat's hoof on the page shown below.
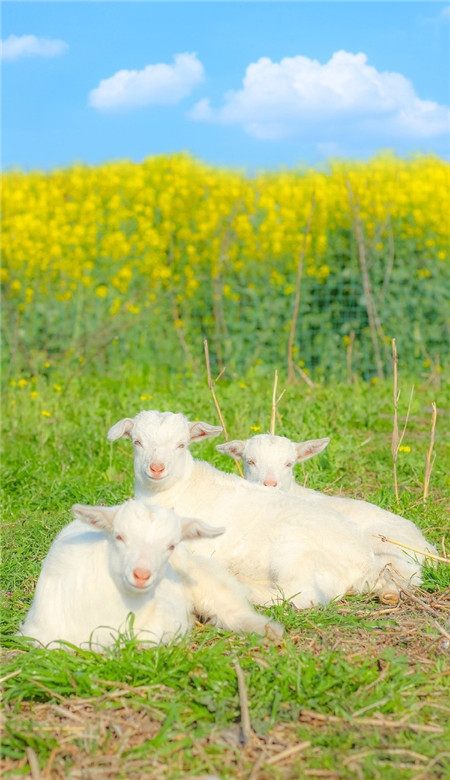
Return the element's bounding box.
[380,591,400,606]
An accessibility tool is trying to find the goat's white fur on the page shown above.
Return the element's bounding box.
[218,433,437,598]
[19,499,281,650]
[107,411,382,608]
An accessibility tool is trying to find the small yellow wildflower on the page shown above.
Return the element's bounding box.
[30,391,39,400]
[140,394,153,401]
[18,378,28,388]
[95,285,108,299]
[250,426,261,432]
[398,445,411,453]
[53,384,62,392]
[110,298,121,315]
[41,410,51,417]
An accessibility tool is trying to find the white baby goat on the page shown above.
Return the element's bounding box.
[217,433,437,602]
[19,500,280,650]
[107,411,382,609]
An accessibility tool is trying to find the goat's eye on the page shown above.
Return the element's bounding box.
[246,459,255,466]
[133,440,143,448]
[177,443,186,449]
[168,544,175,551]
[285,462,294,468]
[115,534,125,543]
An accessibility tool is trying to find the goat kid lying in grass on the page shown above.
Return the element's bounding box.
[108,411,383,609]
[217,433,438,605]
[19,500,282,651]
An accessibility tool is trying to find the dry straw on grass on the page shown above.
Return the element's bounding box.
[203,337,243,477]
[423,401,437,502]
[287,192,315,384]
[391,338,414,503]
[375,535,450,566]
[269,370,286,436]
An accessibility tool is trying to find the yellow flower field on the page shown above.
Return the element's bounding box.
[1,153,449,379]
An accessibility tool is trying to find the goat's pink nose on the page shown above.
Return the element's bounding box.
[264,479,278,487]
[133,568,151,584]
[150,463,165,475]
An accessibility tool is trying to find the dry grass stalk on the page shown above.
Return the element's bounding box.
[270,370,286,435]
[26,747,41,779]
[287,193,315,384]
[117,445,133,460]
[233,660,253,745]
[374,535,449,565]
[294,363,315,390]
[346,330,355,385]
[346,181,385,380]
[0,668,22,684]
[391,339,414,503]
[423,401,437,502]
[266,741,311,766]
[380,215,396,301]
[299,708,444,734]
[203,338,243,477]
[385,569,450,642]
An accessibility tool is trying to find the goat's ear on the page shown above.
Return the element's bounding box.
[188,421,223,443]
[294,437,330,463]
[216,440,246,459]
[107,417,135,441]
[181,518,225,540]
[71,503,120,532]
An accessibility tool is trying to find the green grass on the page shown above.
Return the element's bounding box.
[1,364,449,778]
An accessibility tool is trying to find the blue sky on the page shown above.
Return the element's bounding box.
[2,1,449,172]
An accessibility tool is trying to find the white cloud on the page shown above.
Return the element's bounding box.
[0,34,68,61]
[188,51,450,143]
[89,52,204,110]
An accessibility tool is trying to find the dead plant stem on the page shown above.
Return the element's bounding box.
[375,535,449,565]
[287,193,315,383]
[203,338,243,477]
[234,660,253,745]
[347,181,384,379]
[423,402,437,502]
[270,370,286,435]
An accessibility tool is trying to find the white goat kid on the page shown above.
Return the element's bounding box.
[217,433,437,602]
[107,411,380,609]
[19,500,277,650]
[217,433,330,496]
